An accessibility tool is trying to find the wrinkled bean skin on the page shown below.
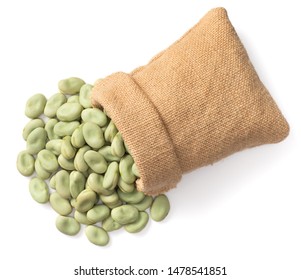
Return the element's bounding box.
[84,150,107,174]
[103,162,119,190]
[25,93,47,118]
[124,211,149,233]
[81,108,107,126]
[44,93,67,118]
[46,139,63,156]
[45,118,59,140]
[29,177,49,203]
[111,205,139,225]
[75,189,97,212]
[58,77,85,95]
[17,151,35,176]
[102,216,122,232]
[82,122,105,149]
[37,149,58,172]
[56,216,80,236]
[55,170,71,199]
[79,84,93,108]
[111,132,125,158]
[26,127,47,155]
[69,171,86,199]
[119,155,136,184]
[61,136,76,159]
[85,226,109,246]
[22,119,44,140]
[57,102,83,122]
[150,194,170,222]
[87,205,110,223]
[54,121,80,137]
[50,192,72,216]
[104,120,118,143]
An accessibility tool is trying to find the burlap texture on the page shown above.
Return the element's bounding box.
[92,7,289,195]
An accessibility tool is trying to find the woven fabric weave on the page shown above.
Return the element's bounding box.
[92,7,289,195]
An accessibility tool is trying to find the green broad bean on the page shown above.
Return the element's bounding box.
[98,146,121,162]
[74,145,90,172]
[55,216,80,236]
[99,191,120,208]
[74,210,94,225]
[117,188,145,204]
[67,95,79,103]
[45,118,59,140]
[55,170,71,199]
[71,125,85,148]
[124,141,131,154]
[22,119,44,140]
[119,155,136,184]
[25,93,47,119]
[44,92,67,118]
[58,154,75,171]
[103,162,119,190]
[87,205,110,223]
[61,136,76,159]
[49,174,56,189]
[111,132,125,158]
[85,226,109,246]
[54,121,80,137]
[117,177,135,193]
[124,211,149,233]
[111,205,139,225]
[17,151,35,176]
[83,150,107,174]
[104,120,118,143]
[150,194,170,222]
[102,216,122,232]
[58,77,85,95]
[57,102,83,122]
[37,149,58,172]
[46,139,63,156]
[130,196,153,211]
[75,189,97,212]
[34,159,51,180]
[82,122,105,149]
[69,171,86,199]
[86,173,113,195]
[132,163,140,178]
[50,192,72,216]
[79,84,93,108]
[29,177,49,203]
[81,108,107,126]
[26,127,47,155]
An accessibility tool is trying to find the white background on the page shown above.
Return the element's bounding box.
[0,1,300,279]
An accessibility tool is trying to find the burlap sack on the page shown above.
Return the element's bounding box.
[92,7,289,195]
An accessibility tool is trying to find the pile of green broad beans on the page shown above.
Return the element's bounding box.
[17,77,170,246]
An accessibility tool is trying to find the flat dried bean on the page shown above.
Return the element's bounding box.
[74,210,94,225]
[130,196,153,211]
[57,102,83,122]
[82,122,105,149]
[71,125,85,148]
[74,145,90,172]
[69,171,86,199]
[81,108,107,126]
[103,162,119,190]
[83,150,107,174]
[117,188,145,204]
[22,119,44,140]
[56,216,80,236]
[61,136,76,159]
[46,139,63,156]
[50,192,72,215]
[124,211,149,233]
[34,159,51,180]
[75,189,97,212]
[45,119,59,140]
[79,84,93,108]
[25,94,47,119]
[17,151,35,176]
[54,121,80,137]
[37,149,58,172]
[119,155,136,184]
[111,205,139,225]
[44,92,67,118]
[85,226,109,246]
[26,127,47,155]
[58,77,85,95]
[58,154,75,171]
[111,132,125,158]
[87,205,110,223]
[104,120,118,143]
[55,170,71,199]
[29,177,49,203]
[86,173,113,195]
[150,194,170,222]
[102,216,122,232]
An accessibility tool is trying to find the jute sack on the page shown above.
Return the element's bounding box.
[92,7,289,195]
